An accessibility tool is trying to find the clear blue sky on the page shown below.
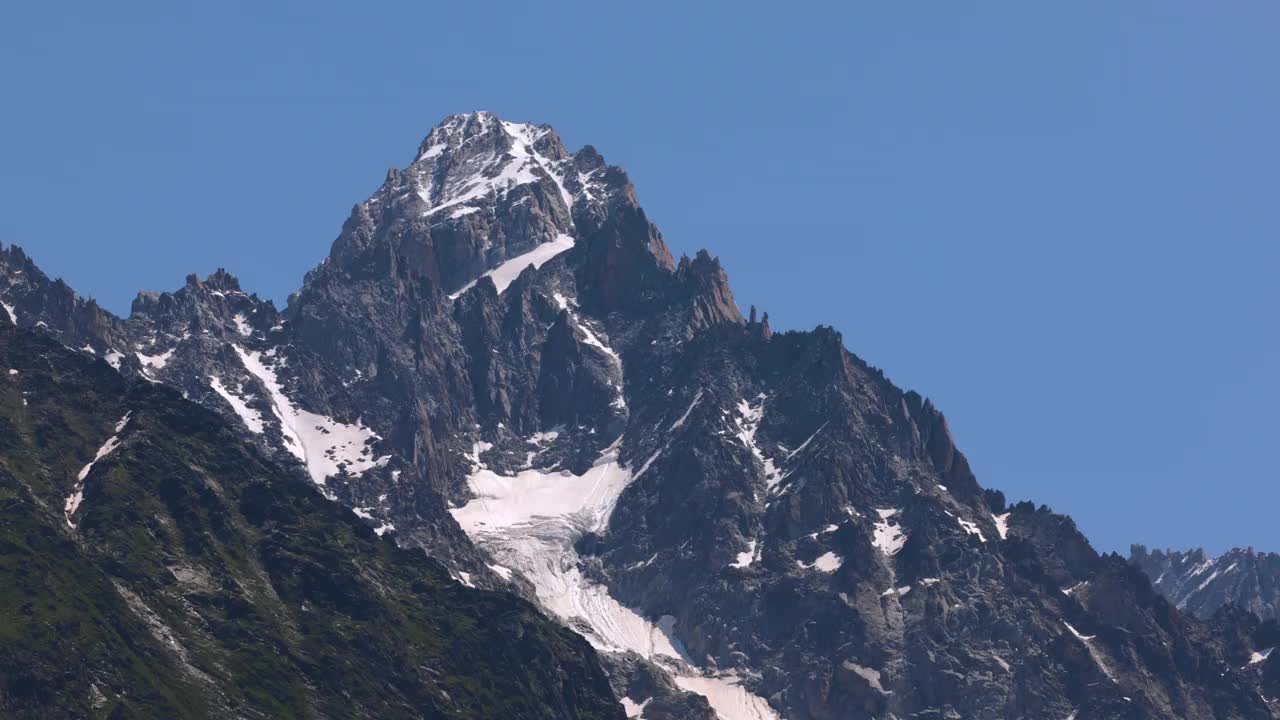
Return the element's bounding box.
[3,2,1276,556]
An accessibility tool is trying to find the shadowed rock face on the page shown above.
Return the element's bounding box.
[1132,545,1280,622]
[3,111,1278,719]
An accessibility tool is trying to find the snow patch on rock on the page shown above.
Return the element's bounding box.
[797,551,843,573]
[873,509,907,556]
[450,438,679,655]
[957,516,987,543]
[993,512,1010,540]
[450,436,776,720]
[66,412,131,527]
[232,313,252,337]
[448,233,575,299]
[734,396,783,489]
[233,345,385,486]
[620,697,650,718]
[208,376,264,434]
[731,539,759,569]
[136,348,175,373]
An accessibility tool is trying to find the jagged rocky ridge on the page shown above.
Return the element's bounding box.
[3,110,1278,718]
[1132,546,1280,622]
[0,314,622,719]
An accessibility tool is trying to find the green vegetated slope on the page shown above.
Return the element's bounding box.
[0,319,622,720]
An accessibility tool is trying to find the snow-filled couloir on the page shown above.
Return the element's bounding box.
[450,437,778,720]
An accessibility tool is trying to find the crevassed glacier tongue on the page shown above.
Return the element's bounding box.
[449,441,779,720]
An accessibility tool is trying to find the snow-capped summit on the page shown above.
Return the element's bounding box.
[328,111,624,300]
[410,111,574,220]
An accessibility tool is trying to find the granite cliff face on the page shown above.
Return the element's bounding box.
[3,111,1277,719]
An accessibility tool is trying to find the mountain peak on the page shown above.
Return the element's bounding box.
[183,268,242,293]
[413,111,565,168]
[321,112,676,306]
[407,112,572,219]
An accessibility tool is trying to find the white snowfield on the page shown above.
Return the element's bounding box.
[449,438,779,720]
[795,551,843,573]
[232,346,388,487]
[956,516,986,543]
[993,512,1010,540]
[207,375,265,434]
[232,313,253,337]
[448,234,575,299]
[873,509,907,556]
[451,439,684,658]
[136,347,175,374]
[620,697,650,718]
[731,539,759,569]
[673,673,779,720]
